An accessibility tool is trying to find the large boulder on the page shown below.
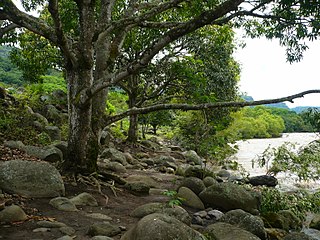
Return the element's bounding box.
[100,148,127,165]
[23,145,63,162]
[199,182,260,215]
[179,177,206,195]
[182,150,203,165]
[130,203,191,225]
[204,222,261,240]
[220,209,267,240]
[247,175,278,187]
[262,210,301,231]
[120,213,206,240]
[310,214,320,230]
[177,187,205,210]
[44,126,61,141]
[0,160,65,198]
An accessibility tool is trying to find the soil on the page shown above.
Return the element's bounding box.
[0,145,184,240]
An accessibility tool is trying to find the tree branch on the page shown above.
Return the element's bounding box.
[0,22,19,38]
[48,0,77,66]
[0,0,58,44]
[87,0,245,101]
[105,89,320,125]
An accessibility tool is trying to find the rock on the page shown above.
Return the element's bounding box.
[103,161,127,173]
[183,150,203,165]
[179,177,206,195]
[162,206,192,225]
[220,209,267,240]
[177,187,205,210]
[37,220,67,228]
[59,226,76,235]
[4,140,25,149]
[69,192,98,206]
[184,165,204,178]
[91,236,115,240]
[278,210,301,230]
[217,169,231,178]
[130,203,163,218]
[199,182,260,215]
[302,228,320,240]
[0,205,28,223]
[0,160,65,198]
[124,182,150,196]
[44,126,61,141]
[141,140,160,150]
[283,232,314,240]
[203,176,218,187]
[32,112,49,126]
[262,210,301,231]
[120,213,206,240]
[44,104,62,123]
[52,141,68,160]
[49,197,78,212]
[207,210,224,220]
[130,203,191,225]
[85,213,112,221]
[33,227,50,232]
[87,222,121,237]
[265,228,287,240]
[204,222,261,240]
[247,175,278,187]
[154,155,176,164]
[56,236,74,240]
[23,145,63,162]
[100,148,127,165]
[125,175,157,188]
[310,214,320,230]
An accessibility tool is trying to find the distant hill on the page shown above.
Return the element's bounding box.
[242,95,319,112]
[291,106,320,114]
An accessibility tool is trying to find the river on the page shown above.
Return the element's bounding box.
[232,132,320,192]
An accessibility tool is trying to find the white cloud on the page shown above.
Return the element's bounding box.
[234,35,320,107]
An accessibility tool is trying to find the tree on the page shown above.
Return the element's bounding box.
[1,0,320,174]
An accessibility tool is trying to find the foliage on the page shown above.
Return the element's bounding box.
[299,108,320,132]
[0,103,40,144]
[270,107,314,133]
[0,45,22,85]
[139,110,174,135]
[260,187,320,219]
[173,110,237,162]
[226,106,285,139]
[255,140,320,181]
[162,190,184,208]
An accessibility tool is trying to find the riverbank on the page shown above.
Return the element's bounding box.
[233,132,320,192]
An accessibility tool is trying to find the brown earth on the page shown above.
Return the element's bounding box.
[0,145,185,240]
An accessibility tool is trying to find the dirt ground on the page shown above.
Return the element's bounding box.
[1,170,182,240]
[0,145,184,240]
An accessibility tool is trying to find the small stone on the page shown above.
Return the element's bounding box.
[0,205,28,223]
[194,210,207,218]
[207,210,224,220]
[59,226,76,235]
[91,236,115,240]
[49,197,78,212]
[37,220,67,228]
[70,192,98,206]
[87,222,121,237]
[119,225,126,231]
[33,227,51,232]
[192,215,204,226]
[85,213,112,221]
[56,236,74,240]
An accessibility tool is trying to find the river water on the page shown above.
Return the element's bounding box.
[232,132,320,192]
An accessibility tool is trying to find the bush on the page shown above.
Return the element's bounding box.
[260,187,320,220]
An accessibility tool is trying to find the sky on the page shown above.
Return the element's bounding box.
[233,34,320,107]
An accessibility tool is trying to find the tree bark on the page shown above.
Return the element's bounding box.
[126,75,139,143]
[64,66,97,173]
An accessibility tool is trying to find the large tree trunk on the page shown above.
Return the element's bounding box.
[126,75,139,143]
[63,66,97,173]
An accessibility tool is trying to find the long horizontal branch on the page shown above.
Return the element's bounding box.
[105,89,320,125]
[0,23,19,38]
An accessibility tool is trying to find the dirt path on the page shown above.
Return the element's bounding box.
[1,169,182,240]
